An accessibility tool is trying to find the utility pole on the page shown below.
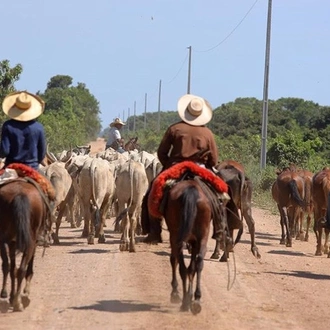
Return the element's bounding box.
[260,0,273,169]
[157,79,162,132]
[127,107,130,132]
[187,46,192,94]
[144,93,147,130]
[133,101,136,133]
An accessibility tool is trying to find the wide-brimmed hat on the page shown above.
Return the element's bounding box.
[177,94,212,126]
[2,91,45,122]
[110,118,126,127]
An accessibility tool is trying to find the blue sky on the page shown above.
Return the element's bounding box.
[3,0,330,130]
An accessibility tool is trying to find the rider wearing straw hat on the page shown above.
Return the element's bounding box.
[106,117,126,153]
[0,91,46,170]
[142,93,221,243]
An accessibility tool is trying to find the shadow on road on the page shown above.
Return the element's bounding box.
[70,299,170,313]
[267,249,306,257]
[265,270,330,280]
[68,249,109,254]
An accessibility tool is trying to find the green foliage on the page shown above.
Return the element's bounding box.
[0,60,23,123]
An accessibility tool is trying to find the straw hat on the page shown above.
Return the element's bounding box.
[177,94,212,126]
[2,91,45,121]
[110,118,126,127]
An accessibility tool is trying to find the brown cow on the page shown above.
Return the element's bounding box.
[211,160,261,261]
[272,167,305,247]
[312,167,330,256]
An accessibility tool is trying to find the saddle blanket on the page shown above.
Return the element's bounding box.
[148,161,228,218]
[0,163,55,200]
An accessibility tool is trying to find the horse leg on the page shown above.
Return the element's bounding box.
[170,253,180,304]
[21,251,36,309]
[190,243,206,315]
[323,229,330,255]
[0,243,9,299]
[210,240,221,259]
[304,213,311,242]
[313,210,324,255]
[280,207,292,247]
[242,206,261,259]
[278,206,286,244]
[8,242,16,306]
[178,252,189,312]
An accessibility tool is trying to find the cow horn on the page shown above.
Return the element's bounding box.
[46,144,57,163]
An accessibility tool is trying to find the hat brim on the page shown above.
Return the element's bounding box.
[2,92,44,122]
[177,94,213,126]
[110,121,126,127]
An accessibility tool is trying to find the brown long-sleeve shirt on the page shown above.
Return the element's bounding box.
[157,121,218,169]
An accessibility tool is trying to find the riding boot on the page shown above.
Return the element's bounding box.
[141,187,162,243]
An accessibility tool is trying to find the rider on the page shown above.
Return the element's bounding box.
[142,93,228,244]
[0,91,46,170]
[106,118,126,153]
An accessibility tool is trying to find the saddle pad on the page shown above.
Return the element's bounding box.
[0,163,56,200]
[148,161,228,218]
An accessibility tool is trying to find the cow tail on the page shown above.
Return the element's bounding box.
[178,186,199,244]
[13,194,31,253]
[289,180,305,207]
[90,159,100,228]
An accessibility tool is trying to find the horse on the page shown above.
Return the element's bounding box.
[212,160,260,261]
[312,167,330,256]
[147,162,229,314]
[271,166,305,247]
[124,137,140,151]
[0,179,48,312]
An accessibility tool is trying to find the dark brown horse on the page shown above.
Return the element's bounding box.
[124,137,140,151]
[312,167,330,256]
[272,167,305,247]
[212,160,260,261]
[0,179,48,312]
[159,179,227,314]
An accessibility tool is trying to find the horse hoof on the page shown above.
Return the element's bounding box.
[190,301,202,315]
[13,302,24,312]
[98,235,106,244]
[279,240,285,245]
[0,290,7,299]
[210,252,219,259]
[315,251,322,256]
[119,242,128,251]
[21,295,30,309]
[87,236,95,244]
[0,300,10,313]
[170,293,181,304]
[219,254,228,262]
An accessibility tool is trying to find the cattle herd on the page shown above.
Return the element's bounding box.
[1,144,330,314]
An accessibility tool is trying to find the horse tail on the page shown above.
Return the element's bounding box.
[289,180,305,207]
[326,192,330,227]
[13,193,31,253]
[178,186,199,242]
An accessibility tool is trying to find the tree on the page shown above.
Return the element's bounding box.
[46,75,73,90]
[0,60,23,102]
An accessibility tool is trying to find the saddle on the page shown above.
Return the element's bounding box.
[0,163,56,200]
[148,161,229,218]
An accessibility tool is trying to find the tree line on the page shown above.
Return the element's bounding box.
[1,59,330,192]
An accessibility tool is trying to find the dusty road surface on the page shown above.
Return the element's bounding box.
[1,140,330,330]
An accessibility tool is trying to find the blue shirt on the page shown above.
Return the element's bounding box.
[0,119,46,170]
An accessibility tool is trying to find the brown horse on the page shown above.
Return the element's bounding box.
[124,137,140,151]
[272,167,305,247]
[296,169,314,242]
[312,167,330,256]
[158,179,227,314]
[212,160,260,261]
[0,179,48,312]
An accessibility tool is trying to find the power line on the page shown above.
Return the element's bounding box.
[195,0,260,53]
[165,52,188,84]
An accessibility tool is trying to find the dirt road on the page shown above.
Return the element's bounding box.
[1,206,330,330]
